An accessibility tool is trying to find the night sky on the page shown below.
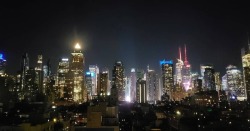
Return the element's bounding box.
[1,1,250,75]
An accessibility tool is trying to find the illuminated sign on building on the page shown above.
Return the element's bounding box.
[160,60,173,65]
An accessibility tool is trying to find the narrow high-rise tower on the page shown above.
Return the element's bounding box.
[146,66,159,103]
[112,61,125,101]
[182,45,192,91]
[68,43,85,102]
[241,35,250,102]
[175,47,183,85]
[160,60,174,101]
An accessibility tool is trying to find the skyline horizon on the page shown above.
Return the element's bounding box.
[0,41,247,76]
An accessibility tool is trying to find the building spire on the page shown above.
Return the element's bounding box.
[179,46,182,61]
[75,43,81,49]
[184,44,187,62]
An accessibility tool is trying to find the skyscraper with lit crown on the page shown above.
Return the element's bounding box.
[182,45,192,91]
[68,43,85,102]
[160,60,174,101]
[175,47,183,86]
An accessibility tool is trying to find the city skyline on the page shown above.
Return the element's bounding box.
[2,2,250,130]
[1,1,250,75]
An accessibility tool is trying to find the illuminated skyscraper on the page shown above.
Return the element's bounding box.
[67,43,85,102]
[89,65,99,96]
[35,55,43,93]
[204,67,216,91]
[130,68,136,102]
[24,68,37,101]
[57,58,69,99]
[214,72,221,91]
[0,53,7,76]
[98,71,109,96]
[160,60,174,101]
[242,41,250,102]
[102,68,110,95]
[182,45,192,91]
[200,64,214,89]
[112,61,125,101]
[146,66,159,103]
[226,65,245,101]
[175,47,183,85]
[136,78,146,103]
[20,53,29,100]
[85,72,92,100]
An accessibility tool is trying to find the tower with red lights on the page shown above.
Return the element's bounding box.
[182,45,192,91]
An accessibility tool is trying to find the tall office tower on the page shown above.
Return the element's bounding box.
[0,74,15,108]
[130,68,136,102]
[24,68,37,101]
[175,47,183,85]
[102,67,111,95]
[182,45,191,91]
[57,58,69,99]
[70,43,85,102]
[226,65,245,101]
[200,64,214,88]
[146,66,159,103]
[85,72,92,100]
[160,60,174,101]
[43,60,52,97]
[242,41,250,102]
[136,78,147,103]
[20,53,29,100]
[0,53,7,75]
[204,67,216,91]
[89,65,99,96]
[98,71,109,96]
[112,61,125,101]
[35,55,43,93]
[214,72,221,91]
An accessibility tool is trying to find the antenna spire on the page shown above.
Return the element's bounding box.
[179,46,182,61]
[184,44,187,62]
